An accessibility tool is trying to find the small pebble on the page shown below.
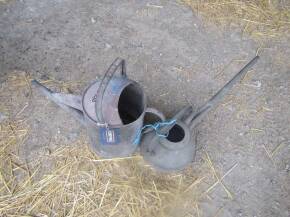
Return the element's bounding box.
[44,148,51,155]
[91,17,96,23]
[0,113,7,123]
[253,80,261,88]
[105,43,112,49]
[285,164,289,172]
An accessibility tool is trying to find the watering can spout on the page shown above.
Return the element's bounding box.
[173,105,193,122]
[185,55,259,129]
[31,80,85,125]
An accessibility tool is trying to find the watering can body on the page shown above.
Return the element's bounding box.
[32,58,164,158]
[82,76,148,158]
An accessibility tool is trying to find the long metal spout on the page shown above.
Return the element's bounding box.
[186,55,259,129]
[31,80,85,125]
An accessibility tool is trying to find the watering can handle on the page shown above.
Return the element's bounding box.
[141,107,166,134]
[95,58,127,125]
[145,107,166,121]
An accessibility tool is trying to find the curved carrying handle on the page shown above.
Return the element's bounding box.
[95,58,127,126]
[142,107,166,134]
[154,105,192,135]
[145,107,166,121]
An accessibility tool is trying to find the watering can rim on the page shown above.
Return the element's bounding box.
[82,78,148,128]
[159,120,191,150]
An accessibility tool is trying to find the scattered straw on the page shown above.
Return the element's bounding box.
[0,118,204,216]
[263,141,288,163]
[205,153,233,199]
[204,162,238,196]
[271,142,287,157]
[182,0,290,40]
[263,144,275,164]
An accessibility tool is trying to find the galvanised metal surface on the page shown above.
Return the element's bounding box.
[32,56,259,170]
[140,56,259,171]
[32,58,164,158]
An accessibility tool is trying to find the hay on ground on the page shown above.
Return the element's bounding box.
[0,72,238,216]
[183,0,290,40]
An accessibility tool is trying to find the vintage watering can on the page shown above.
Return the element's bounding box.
[32,58,165,158]
[140,56,259,171]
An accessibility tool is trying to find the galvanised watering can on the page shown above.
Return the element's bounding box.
[140,56,259,171]
[32,58,165,158]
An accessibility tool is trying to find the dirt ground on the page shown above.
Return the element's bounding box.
[0,0,290,216]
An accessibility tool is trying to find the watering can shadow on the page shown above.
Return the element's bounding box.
[140,56,259,171]
[32,58,165,158]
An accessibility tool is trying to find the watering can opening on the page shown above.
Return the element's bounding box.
[166,124,185,143]
[118,82,145,125]
[82,78,146,127]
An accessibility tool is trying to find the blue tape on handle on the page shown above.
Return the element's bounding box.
[133,119,176,145]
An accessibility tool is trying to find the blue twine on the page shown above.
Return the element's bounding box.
[133,119,176,145]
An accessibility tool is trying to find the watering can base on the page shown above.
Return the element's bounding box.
[141,146,196,172]
[89,142,138,158]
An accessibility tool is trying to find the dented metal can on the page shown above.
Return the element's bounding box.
[32,58,165,158]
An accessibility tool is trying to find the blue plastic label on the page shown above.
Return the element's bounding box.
[99,128,120,145]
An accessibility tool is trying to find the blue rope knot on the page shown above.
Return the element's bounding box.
[133,119,176,145]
